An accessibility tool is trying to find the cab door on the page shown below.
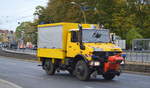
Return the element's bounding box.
[66,31,80,57]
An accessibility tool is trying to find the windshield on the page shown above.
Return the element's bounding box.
[82,29,110,43]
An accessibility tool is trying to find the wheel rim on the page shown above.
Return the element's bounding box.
[76,63,85,77]
[44,60,51,72]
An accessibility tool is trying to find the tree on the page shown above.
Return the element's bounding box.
[126,28,143,48]
[0,34,3,42]
[30,0,150,48]
[16,21,38,44]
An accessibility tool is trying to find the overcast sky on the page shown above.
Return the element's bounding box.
[0,0,48,31]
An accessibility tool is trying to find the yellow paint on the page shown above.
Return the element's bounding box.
[37,48,64,59]
[52,58,55,63]
[37,22,122,62]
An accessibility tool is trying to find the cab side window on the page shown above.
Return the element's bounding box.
[71,31,79,42]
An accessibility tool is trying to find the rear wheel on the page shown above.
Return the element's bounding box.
[43,59,55,75]
[75,60,90,81]
[103,73,115,80]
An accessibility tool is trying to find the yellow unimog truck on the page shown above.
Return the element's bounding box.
[37,22,124,81]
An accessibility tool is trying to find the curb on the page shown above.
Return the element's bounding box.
[123,70,150,76]
[2,49,36,55]
[0,49,37,60]
[122,64,150,73]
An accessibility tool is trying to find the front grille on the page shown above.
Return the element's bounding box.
[93,51,121,59]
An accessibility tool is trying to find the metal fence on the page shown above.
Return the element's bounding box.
[132,39,150,51]
[2,47,150,65]
[125,50,150,64]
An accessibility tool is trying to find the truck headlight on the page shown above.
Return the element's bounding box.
[120,61,125,65]
[89,61,100,66]
[94,61,100,66]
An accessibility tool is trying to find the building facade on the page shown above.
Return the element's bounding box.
[0,29,9,42]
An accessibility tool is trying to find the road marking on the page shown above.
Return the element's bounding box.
[0,78,23,88]
[85,86,94,88]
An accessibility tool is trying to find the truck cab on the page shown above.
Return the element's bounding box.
[37,23,124,81]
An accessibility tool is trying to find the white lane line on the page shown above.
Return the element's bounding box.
[0,79,23,88]
[85,86,94,88]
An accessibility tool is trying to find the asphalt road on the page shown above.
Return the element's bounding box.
[0,56,150,88]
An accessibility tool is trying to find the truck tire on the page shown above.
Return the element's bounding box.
[103,73,115,80]
[75,60,90,81]
[43,59,55,75]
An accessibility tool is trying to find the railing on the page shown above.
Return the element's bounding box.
[125,50,150,65]
[2,48,150,64]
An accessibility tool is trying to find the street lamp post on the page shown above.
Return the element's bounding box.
[71,2,87,24]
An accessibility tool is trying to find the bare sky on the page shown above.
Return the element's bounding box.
[0,0,48,31]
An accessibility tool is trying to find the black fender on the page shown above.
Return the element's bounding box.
[74,54,88,63]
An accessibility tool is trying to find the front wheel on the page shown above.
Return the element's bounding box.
[75,60,90,81]
[43,59,55,75]
[103,73,115,80]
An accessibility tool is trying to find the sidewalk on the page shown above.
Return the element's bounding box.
[0,79,22,88]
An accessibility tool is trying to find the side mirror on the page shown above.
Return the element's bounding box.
[78,24,85,50]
